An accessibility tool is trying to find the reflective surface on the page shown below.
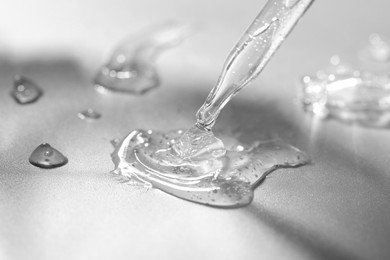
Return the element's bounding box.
[1,0,390,260]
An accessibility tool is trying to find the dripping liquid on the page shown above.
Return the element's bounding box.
[111,0,313,207]
[196,0,314,128]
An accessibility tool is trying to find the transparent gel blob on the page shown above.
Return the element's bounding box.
[11,75,43,104]
[78,108,101,120]
[29,143,68,169]
[94,22,190,94]
[300,59,390,127]
[111,126,308,208]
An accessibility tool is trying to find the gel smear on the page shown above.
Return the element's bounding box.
[94,22,190,94]
[112,127,308,207]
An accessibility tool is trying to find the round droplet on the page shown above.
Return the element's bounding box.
[29,143,68,169]
[11,75,43,104]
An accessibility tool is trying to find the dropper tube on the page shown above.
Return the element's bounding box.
[196,0,314,130]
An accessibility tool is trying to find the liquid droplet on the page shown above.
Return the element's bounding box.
[78,108,101,120]
[111,127,308,208]
[94,22,190,94]
[29,143,68,169]
[11,75,43,104]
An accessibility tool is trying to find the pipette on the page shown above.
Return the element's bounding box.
[196,0,315,129]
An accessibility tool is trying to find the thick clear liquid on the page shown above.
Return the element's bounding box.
[301,57,390,128]
[11,75,43,104]
[29,143,68,169]
[196,0,314,129]
[111,0,313,207]
[112,126,308,208]
[94,22,190,94]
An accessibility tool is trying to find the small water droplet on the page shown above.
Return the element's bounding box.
[29,143,68,169]
[78,108,101,120]
[11,75,43,104]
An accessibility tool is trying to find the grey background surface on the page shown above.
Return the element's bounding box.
[1,0,390,259]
